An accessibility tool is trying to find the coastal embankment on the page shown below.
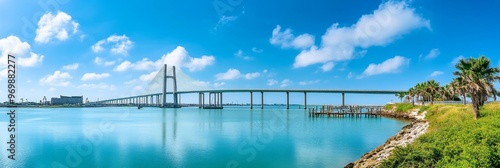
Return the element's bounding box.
[345,104,429,168]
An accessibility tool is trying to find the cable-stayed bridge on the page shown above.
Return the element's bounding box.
[97,64,405,109]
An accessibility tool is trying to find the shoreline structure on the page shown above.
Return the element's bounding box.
[345,106,429,168]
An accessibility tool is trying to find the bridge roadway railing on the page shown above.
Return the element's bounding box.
[96,89,405,109]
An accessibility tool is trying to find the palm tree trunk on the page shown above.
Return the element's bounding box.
[463,94,466,105]
[473,107,480,120]
[473,103,480,120]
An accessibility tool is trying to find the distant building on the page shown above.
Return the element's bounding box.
[51,95,83,105]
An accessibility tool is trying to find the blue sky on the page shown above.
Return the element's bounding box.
[0,0,499,104]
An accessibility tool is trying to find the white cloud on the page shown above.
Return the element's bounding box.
[0,36,44,69]
[280,79,292,88]
[62,63,79,70]
[185,56,216,71]
[215,68,260,80]
[157,46,216,71]
[114,46,215,72]
[35,11,79,43]
[292,34,315,49]
[113,61,132,72]
[214,82,225,88]
[267,79,279,86]
[94,57,103,64]
[451,55,464,66]
[49,87,56,92]
[91,34,133,55]
[428,71,444,78]
[320,62,335,72]
[244,72,260,80]
[81,73,110,81]
[360,56,410,78]
[92,40,105,53]
[290,1,430,68]
[252,47,263,53]
[94,57,116,66]
[215,69,241,80]
[270,25,315,49]
[139,71,157,81]
[299,80,321,86]
[39,71,72,86]
[422,48,440,60]
[18,53,44,67]
[133,58,156,70]
[78,83,116,90]
[235,49,253,60]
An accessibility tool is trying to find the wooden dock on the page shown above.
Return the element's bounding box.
[308,105,383,118]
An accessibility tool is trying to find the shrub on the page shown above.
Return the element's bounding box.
[381,103,500,167]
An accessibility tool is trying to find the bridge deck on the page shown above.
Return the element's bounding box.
[98,89,405,102]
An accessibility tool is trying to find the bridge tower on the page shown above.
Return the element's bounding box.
[162,64,180,108]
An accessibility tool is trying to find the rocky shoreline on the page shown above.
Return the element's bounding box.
[345,108,429,168]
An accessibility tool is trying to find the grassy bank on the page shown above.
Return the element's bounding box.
[384,103,416,113]
[381,103,500,167]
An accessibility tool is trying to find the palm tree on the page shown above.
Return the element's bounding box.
[453,56,500,120]
[408,87,416,105]
[416,82,429,105]
[439,84,453,101]
[395,92,407,103]
[450,78,465,104]
[425,80,440,104]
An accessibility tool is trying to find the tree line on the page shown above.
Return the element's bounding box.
[395,56,500,120]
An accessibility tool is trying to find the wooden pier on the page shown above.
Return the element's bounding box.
[308,105,383,118]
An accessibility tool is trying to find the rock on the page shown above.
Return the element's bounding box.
[346,108,429,168]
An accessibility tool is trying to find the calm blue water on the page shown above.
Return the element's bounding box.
[0,106,408,168]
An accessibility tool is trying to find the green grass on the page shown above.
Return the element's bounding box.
[384,103,417,113]
[419,105,430,114]
[380,103,500,168]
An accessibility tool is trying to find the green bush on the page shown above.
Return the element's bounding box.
[381,103,500,167]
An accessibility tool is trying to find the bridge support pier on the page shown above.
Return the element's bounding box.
[250,92,253,109]
[286,91,289,109]
[342,92,345,107]
[199,93,205,108]
[304,92,307,109]
[261,91,264,109]
[203,92,222,109]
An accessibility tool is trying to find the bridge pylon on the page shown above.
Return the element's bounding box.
[162,64,181,108]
